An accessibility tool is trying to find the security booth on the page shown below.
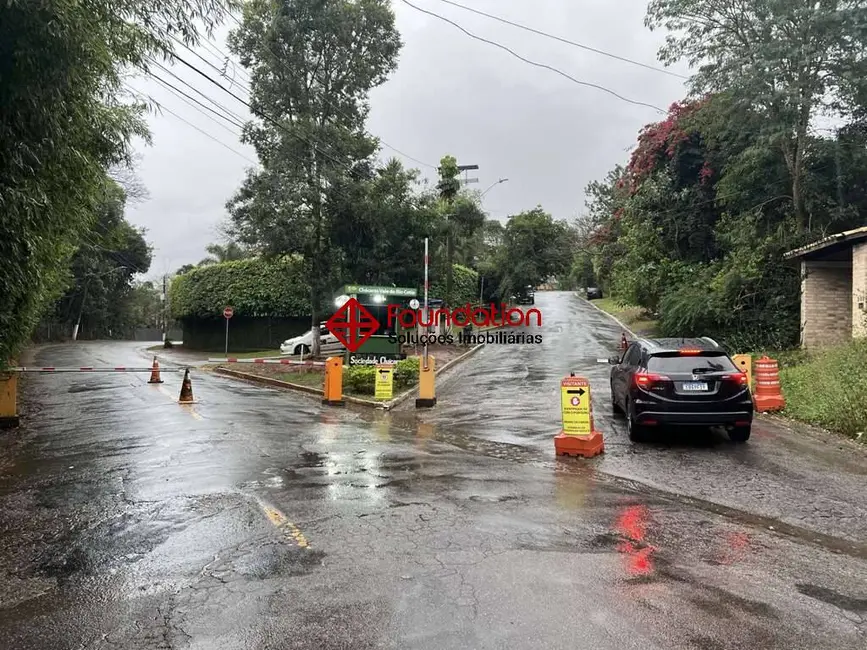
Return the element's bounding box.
[332,284,418,366]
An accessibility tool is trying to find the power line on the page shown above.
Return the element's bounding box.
[224,11,438,169]
[166,31,253,97]
[148,67,246,131]
[124,84,258,165]
[150,59,250,125]
[430,0,688,80]
[168,51,352,169]
[148,74,245,138]
[399,0,665,114]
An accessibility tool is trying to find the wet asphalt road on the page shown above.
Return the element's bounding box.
[0,292,865,649]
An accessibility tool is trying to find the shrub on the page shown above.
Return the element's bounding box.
[430,264,479,307]
[343,357,421,396]
[778,340,867,439]
[169,255,310,320]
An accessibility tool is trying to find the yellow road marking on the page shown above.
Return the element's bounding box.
[155,385,203,419]
[259,502,310,548]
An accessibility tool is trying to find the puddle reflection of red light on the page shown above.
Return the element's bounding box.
[715,531,751,565]
[615,505,656,576]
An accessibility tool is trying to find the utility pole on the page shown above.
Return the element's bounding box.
[162,274,168,342]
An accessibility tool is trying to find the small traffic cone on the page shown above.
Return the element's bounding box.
[147,356,163,384]
[178,368,195,403]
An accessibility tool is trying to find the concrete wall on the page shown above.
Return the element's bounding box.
[853,242,867,338]
[801,261,852,348]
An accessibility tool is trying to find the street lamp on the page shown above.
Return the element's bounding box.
[481,178,509,197]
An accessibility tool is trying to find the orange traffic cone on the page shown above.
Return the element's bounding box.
[178,368,195,403]
[148,356,163,384]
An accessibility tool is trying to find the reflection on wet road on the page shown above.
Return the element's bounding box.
[0,300,865,649]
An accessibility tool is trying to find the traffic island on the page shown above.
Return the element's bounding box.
[211,341,487,410]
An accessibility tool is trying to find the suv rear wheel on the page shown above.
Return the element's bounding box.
[729,425,751,443]
[626,401,647,442]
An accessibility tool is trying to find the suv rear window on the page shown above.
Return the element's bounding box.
[646,352,736,373]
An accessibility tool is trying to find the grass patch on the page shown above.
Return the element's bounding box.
[590,297,659,336]
[274,371,325,388]
[776,340,867,440]
[226,349,283,359]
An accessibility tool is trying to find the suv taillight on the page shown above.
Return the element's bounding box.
[722,372,749,387]
[633,372,669,388]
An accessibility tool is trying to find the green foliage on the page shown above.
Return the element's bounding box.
[169,256,310,320]
[645,0,867,229]
[581,89,867,351]
[431,265,479,306]
[343,357,420,395]
[41,180,153,338]
[0,0,234,363]
[779,340,867,439]
[199,241,253,266]
[495,207,573,298]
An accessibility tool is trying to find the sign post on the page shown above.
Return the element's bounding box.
[223,306,233,355]
[554,374,604,458]
[375,364,394,401]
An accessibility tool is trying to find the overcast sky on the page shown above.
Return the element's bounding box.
[125,0,690,279]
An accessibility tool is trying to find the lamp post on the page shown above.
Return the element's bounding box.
[481,178,509,197]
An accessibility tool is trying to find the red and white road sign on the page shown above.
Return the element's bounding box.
[223,306,234,319]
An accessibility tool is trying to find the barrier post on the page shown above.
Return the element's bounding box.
[554,374,604,458]
[732,354,752,389]
[415,355,436,408]
[753,355,786,412]
[322,356,345,406]
[0,372,19,429]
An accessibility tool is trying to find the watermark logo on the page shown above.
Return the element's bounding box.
[325,299,544,352]
[325,297,378,352]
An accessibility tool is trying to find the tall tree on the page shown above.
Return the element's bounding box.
[646,0,867,232]
[0,0,233,364]
[226,0,401,355]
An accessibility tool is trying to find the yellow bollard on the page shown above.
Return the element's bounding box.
[732,354,752,389]
[415,355,436,408]
[322,356,345,406]
[0,372,20,429]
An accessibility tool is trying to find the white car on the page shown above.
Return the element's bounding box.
[280,323,343,355]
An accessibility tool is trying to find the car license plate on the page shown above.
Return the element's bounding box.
[683,382,708,391]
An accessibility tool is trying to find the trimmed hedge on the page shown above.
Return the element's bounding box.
[431,264,479,307]
[344,357,420,395]
[169,256,310,319]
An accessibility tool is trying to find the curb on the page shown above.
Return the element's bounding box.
[579,295,637,338]
[213,341,489,411]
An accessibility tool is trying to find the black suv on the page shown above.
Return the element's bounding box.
[608,338,753,443]
[514,286,535,305]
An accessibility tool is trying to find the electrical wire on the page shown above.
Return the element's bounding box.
[148,68,246,131]
[148,74,245,138]
[166,31,253,97]
[399,0,666,114]
[124,84,258,165]
[429,0,688,80]
[150,59,250,125]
